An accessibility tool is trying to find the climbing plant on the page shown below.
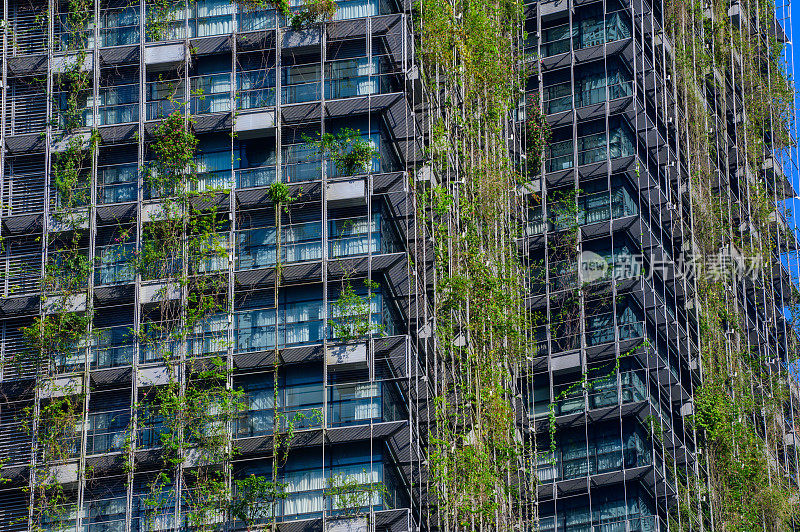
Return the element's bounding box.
[325,469,390,517]
[416,0,537,527]
[664,0,800,527]
[303,128,378,177]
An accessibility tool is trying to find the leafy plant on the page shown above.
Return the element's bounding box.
[331,279,384,341]
[326,470,389,517]
[290,0,337,30]
[230,474,288,530]
[302,128,377,177]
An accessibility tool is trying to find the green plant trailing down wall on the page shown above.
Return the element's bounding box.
[416,0,536,528]
[665,0,799,528]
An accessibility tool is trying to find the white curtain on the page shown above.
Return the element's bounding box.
[283,221,323,263]
[195,0,233,36]
[284,300,323,345]
[329,215,377,257]
[353,383,380,420]
[283,468,324,516]
[333,0,378,20]
[237,308,276,352]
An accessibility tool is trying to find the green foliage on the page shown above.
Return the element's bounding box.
[290,0,338,30]
[302,128,377,177]
[267,182,297,211]
[665,0,800,527]
[331,279,384,341]
[326,469,389,517]
[230,474,288,529]
[20,313,89,373]
[524,96,550,175]
[52,138,90,213]
[147,109,199,198]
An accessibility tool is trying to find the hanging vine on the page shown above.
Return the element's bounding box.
[665,0,800,527]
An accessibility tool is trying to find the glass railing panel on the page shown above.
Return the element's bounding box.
[235,166,277,189]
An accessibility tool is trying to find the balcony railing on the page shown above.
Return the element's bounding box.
[235,166,277,189]
[236,214,394,271]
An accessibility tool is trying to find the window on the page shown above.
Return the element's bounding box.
[540,5,631,58]
[92,325,135,369]
[96,243,135,286]
[282,63,321,104]
[235,287,325,352]
[86,409,131,454]
[98,163,138,204]
[100,6,140,46]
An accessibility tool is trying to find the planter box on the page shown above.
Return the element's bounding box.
[145,42,186,70]
[43,293,87,314]
[550,351,581,375]
[52,52,92,74]
[326,342,368,371]
[41,376,83,398]
[140,281,181,304]
[137,365,171,386]
[326,517,368,532]
[234,109,277,138]
[48,462,79,485]
[282,27,321,52]
[327,177,367,207]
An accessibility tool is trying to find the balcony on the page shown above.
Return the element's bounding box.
[546,126,635,172]
[82,496,128,532]
[191,73,232,115]
[540,8,632,58]
[237,69,277,110]
[95,243,136,286]
[542,79,633,115]
[535,423,650,483]
[234,291,395,353]
[100,6,140,47]
[235,166,278,189]
[236,213,396,271]
[93,84,140,126]
[328,381,407,426]
[527,186,638,236]
[146,78,186,121]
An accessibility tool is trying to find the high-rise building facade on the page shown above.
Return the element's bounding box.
[0,0,797,531]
